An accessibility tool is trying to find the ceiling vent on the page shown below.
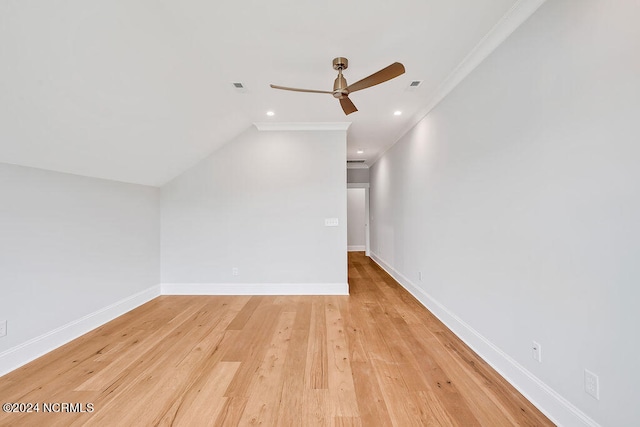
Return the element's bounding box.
[406,80,422,91]
[232,82,247,93]
[347,159,366,163]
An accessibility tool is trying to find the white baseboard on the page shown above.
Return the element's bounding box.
[348,245,366,252]
[0,285,161,377]
[369,252,600,427]
[162,282,349,295]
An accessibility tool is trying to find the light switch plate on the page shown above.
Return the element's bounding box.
[324,218,339,227]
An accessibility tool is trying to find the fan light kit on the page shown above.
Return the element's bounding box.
[270,57,405,115]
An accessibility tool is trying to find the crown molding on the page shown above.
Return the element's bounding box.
[371,0,548,166]
[253,122,351,131]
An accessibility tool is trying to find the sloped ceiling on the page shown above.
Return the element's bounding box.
[0,0,542,186]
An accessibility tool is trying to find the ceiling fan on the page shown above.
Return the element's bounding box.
[270,57,405,115]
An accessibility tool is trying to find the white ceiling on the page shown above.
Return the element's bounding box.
[0,0,540,187]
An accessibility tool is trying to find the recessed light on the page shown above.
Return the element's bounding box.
[266,111,275,116]
[356,150,364,154]
[394,111,402,116]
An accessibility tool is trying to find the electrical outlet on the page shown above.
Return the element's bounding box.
[532,341,542,362]
[585,369,599,400]
[0,320,6,337]
[232,267,239,276]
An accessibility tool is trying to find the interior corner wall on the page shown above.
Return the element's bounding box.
[160,126,348,293]
[369,1,640,426]
[0,163,160,375]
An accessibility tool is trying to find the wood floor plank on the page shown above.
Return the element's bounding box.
[0,252,553,426]
[157,361,240,426]
[213,396,248,426]
[306,300,329,390]
[350,360,394,426]
[369,358,429,427]
[325,298,359,417]
[276,303,312,426]
[225,296,262,331]
[222,304,283,397]
[334,416,363,427]
[302,389,330,427]
[237,311,295,425]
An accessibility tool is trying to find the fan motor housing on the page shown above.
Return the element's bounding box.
[333,76,348,98]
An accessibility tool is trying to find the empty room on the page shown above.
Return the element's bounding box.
[1,0,638,425]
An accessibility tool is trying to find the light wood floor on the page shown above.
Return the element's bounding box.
[0,252,553,426]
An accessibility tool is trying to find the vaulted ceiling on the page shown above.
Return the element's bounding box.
[0,0,542,186]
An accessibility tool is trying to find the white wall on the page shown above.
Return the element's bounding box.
[347,188,366,251]
[0,163,160,374]
[369,1,640,426]
[161,126,347,293]
[347,168,369,184]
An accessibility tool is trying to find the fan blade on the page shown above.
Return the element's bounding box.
[340,97,358,115]
[270,84,332,94]
[345,62,405,93]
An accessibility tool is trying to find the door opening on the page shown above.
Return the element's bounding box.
[347,186,370,256]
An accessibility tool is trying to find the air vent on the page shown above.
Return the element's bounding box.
[347,160,366,163]
[232,82,248,94]
[406,80,423,92]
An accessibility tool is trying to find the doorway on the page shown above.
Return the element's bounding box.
[347,185,370,256]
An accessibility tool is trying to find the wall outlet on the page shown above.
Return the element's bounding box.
[0,320,6,337]
[532,341,542,362]
[585,369,599,400]
[232,267,239,276]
